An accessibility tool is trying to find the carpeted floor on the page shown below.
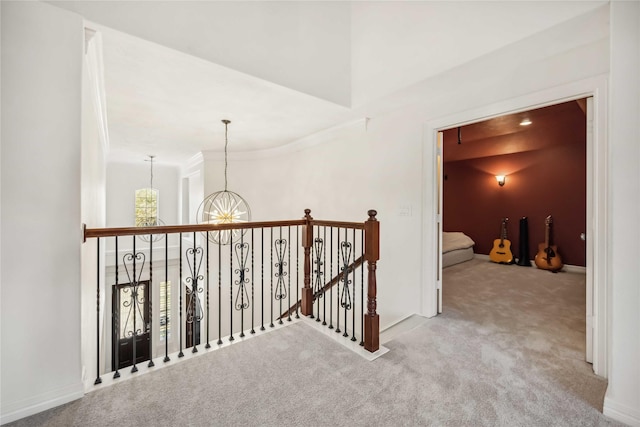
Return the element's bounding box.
[6,258,620,426]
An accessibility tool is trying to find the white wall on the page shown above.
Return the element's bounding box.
[48,1,352,107]
[603,2,640,425]
[0,1,84,423]
[80,29,108,392]
[181,154,204,225]
[350,1,607,106]
[203,113,425,327]
[201,6,611,333]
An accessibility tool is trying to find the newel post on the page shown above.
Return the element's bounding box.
[301,209,314,316]
[364,209,380,352]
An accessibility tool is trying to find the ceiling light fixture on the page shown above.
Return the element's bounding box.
[136,155,165,242]
[196,120,251,245]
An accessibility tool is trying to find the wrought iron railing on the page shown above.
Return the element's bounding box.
[83,209,380,385]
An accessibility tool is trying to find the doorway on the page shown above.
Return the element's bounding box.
[112,281,151,371]
[423,79,608,378]
[441,100,588,270]
[440,99,589,355]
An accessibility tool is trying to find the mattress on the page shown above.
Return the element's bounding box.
[442,232,475,268]
[442,246,475,268]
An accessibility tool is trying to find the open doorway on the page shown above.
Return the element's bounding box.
[441,99,588,271]
[437,98,596,366]
[432,97,611,410]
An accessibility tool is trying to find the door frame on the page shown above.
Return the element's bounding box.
[420,75,608,378]
[112,280,151,371]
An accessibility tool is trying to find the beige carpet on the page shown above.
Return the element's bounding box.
[441,258,609,415]
[6,258,620,426]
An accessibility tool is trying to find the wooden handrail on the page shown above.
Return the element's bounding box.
[84,219,306,240]
[279,255,365,320]
[309,219,365,230]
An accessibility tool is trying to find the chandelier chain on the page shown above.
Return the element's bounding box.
[223,120,229,191]
[145,154,155,189]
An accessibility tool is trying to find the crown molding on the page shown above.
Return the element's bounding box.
[184,152,204,171]
[201,117,368,162]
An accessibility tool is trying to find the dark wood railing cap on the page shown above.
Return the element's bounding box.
[368,210,378,221]
[304,208,312,220]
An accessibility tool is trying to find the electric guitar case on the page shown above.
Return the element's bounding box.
[516,216,532,266]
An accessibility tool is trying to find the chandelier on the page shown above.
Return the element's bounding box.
[196,120,251,244]
[136,155,164,242]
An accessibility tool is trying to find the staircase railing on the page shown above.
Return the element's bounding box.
[83,209,379,386]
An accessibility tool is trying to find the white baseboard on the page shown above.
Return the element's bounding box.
[473,254,586,273]
[380,313,429,344]
[0,382,84,425]
[604,398,640,426]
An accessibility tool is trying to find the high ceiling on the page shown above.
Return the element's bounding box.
[98,27,353,164]
[49,1,606,164]
[442,100,587,162]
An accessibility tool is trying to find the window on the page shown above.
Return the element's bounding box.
[135,188,158,227]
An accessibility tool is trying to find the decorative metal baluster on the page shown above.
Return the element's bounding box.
[295,226,300,319]
[206,234,211,349]
[287,226,292,322]
[122,237,146,372]
[234,233,250,338]
[313,229,323,322]
[274,228,288,325]
[360,229,365,346]
[328,228,334,330]
[322,226,327,326]
[186,233,204,353]
[351,228,357,342]
[131,237,138,372]
[95,238,102,385]
[251,229,256,334]
[217,238,222,345]
[113,237,120,379]
[261,228,265,331]
[164,234,170,361]
[335,228,341,334]
[229,232,234,341]
[178,235,184,358]
[148,236,155,366]
[270,228,274,328]
[340,237,353,338]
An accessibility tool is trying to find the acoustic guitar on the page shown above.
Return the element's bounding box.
[489,218,514,264]
[534,215,564,272]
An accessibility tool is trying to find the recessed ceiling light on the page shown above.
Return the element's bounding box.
[520,118,532,126]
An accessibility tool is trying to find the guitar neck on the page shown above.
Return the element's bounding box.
[544,216,553,247]
[545,225,550,247]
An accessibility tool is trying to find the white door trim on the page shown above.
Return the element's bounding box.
[420,75,608,378]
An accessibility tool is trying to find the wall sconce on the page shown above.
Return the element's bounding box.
[495,175,506,186]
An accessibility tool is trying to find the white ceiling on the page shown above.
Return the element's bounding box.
[52,1,607,165]
[99,26,353,164]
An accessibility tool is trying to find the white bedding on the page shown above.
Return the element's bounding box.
[442,232,475,253]
[442,232,475,267]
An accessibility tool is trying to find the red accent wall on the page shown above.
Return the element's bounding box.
[443,140,586,266]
